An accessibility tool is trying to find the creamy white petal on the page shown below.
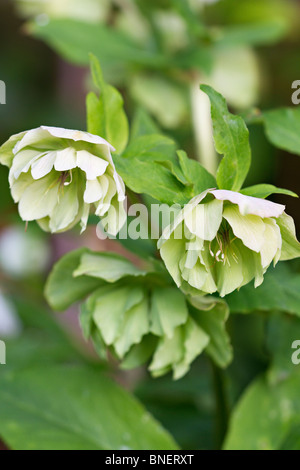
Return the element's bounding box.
[11,149,45,180]
[84,179,103,204]
[80,203,90,234]
[77,150,109,180]
[215,243,244,297]
[211,189,285,218]
[277,212,300,261]
[184,198,223,241]
[10,173,33,202]
[95,175,116,216]
[180,257,209,290]
[159,236,186,287]
[31,152,57,180]
[49,183,79,232]
[41,126,115,151]
[103,197,127,236]
[0,131,27,168]
[223,205,266,253]
[54,147,77,171]
[158,189,212,248]
[13,127,53,154]
[260,218,282,268]
[18,174,58,221]
[113,170,126,201]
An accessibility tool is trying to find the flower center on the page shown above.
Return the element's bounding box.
[59,170,73,189]
[209,222,238,265]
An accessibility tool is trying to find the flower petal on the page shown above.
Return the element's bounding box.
[259,218,282,268]
[180,258,210,291]
[31,151,57,179]
[215,243,244,297]
[77,150,108,180]
[211,189,285,218]
[84,179,103,204]
[18,174,58,221]
[223,204,266,253]
[0,131,27,167]
[80,203,90,234]
[49,183,79,232]
[159,235,186,287]
[41,126,115,151]
[236,239,264,288]
[277,212,300,261]
[54,147,77,171]
[158,189,212,248]
[10,149,45,180]
[10,173,33,202]
[13,127,54,153]
[95,175,116,216]
[103,197,127,236]
[184,198,223,241]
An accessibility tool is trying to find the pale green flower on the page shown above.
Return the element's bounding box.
[158,189,300,297]
[15,0,109,23]
[0,126,126,235]
[66,250,230,379]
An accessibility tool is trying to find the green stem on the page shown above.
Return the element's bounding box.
[211,361,230,449]
[190,79,218,175]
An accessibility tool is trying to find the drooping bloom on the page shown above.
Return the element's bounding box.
[65,250,230,379]
[158,189,300,297]
[0,126,126,234]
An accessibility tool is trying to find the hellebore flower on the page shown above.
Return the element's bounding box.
[0,126,126,234]
[158,189,300,297]
[73,250,229,379]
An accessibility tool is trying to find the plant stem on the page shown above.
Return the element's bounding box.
[211,361,230,449]
[190,78,218,175]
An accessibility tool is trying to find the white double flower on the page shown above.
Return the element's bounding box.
[0,126,126,235]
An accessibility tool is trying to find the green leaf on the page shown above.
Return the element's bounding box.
[241,184,298,199]
[86,92,103,136]
[87,55,129,153]
[189,297,232,368]
[223,375,294,450]
[131,108,160,141]
[224,312,300,450]
[216,20,288,46]
[226,264,300,317]
[263,107,300,155]
[29,19,167,69]
[266,314,300,386]
[115,135,216,204]
[73,251,147,282]
[114,154,190,205]
[0,364,178,450]
[123,134,189,186]
[45,248,101,311]
[177,150,216,195]
[200,85,251,191]
[170,0,206,38]
[123,134,178,164]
